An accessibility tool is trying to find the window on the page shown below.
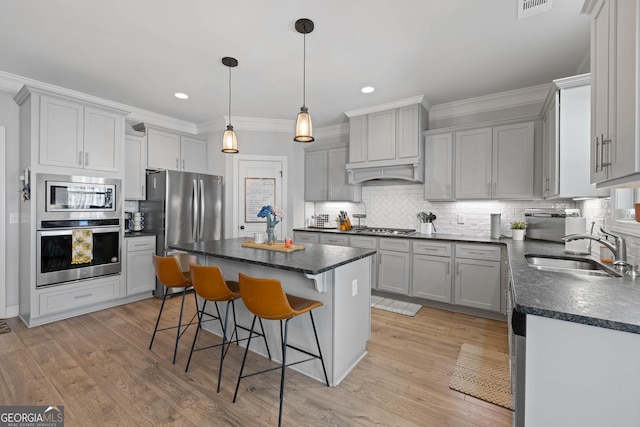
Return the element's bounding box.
[611,188,640,237]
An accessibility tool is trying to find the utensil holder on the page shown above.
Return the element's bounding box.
[421,223,433,234]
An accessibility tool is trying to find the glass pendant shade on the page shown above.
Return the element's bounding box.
[221,125,238,153]
[221,56,239,154]
[294,106,314,142]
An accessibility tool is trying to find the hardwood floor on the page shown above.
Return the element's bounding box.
[0,295,511,426]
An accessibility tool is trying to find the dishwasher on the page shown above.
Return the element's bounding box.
[508,278,526,427]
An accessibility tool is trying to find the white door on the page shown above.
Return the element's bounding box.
[234,156,286,239]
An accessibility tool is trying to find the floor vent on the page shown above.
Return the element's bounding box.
[518,0,553,19]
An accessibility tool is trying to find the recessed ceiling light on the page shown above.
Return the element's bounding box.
[174,92,189,99]
[361,86,375,94]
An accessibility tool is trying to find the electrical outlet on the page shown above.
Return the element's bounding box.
[457,214,465,224]
[351,279,358,297]
[9,213,19,224]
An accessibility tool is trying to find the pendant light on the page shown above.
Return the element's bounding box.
[221,56,239,153]
[294,18,314,143]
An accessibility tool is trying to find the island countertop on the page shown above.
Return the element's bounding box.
[170,238,377,276]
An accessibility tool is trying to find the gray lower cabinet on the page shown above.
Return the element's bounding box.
[412,241,452,302]
[125,236,156,296]
[453,244,502,312]
[377,238,411,295]
[293,231,320,244]
[319,233,349,246]
[350,235,378,289]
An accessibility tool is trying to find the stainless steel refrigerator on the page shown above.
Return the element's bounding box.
[139,170,223,297]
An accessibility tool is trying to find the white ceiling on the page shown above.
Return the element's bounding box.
[0,0,590,130]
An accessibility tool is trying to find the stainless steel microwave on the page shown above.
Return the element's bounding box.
[37,174,121,225]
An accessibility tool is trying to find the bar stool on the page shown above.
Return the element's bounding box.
[185,263,243,393]
[233,273,329,427]
[149,254,200,364]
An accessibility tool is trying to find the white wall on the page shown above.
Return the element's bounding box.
[211,128,306,239]
[0,89,21,315]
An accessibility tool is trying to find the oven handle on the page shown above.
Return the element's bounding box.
[37,226,121,236]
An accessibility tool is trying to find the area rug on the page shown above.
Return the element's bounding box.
[0,319,11,334]
[370,296,422,317]
[449,343,512,410]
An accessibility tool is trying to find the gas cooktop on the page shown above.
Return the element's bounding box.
[357,227,416,235]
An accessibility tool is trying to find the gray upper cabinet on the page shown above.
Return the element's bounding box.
[588,0,640,187]
[456,122,534,200]
[541,74,608,199]
[424,132,454,200]
[133,123,208,173]
[304,145,361,202]
[345,97,427,184]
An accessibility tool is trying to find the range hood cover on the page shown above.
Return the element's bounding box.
[347,163,423,185]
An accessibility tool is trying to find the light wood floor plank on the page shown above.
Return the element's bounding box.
[0,295,511,426]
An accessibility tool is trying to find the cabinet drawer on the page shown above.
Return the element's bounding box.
[350,235,377,249]
[293,232,319,244]
[456,244,501,261]
[379,238,411,252]
[126,236,156,252]
[39,277,121,316]
[320,234,349,246]
[413,241,452,256]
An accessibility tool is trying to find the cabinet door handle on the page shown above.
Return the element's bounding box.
[594,136,600,172]
[486,182,490,196]
[446,184,450,197]
[456,262,460,275]
[492,182,497,195]
[85,152,89,166]
[183,159,185,170]
[447,261,451,275]
[176,158,179,169]
[78,151,83,165]
[141,185,145,195]
[601,134,612,169]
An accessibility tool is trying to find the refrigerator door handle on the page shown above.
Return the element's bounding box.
[192,179,198,241]
[199,179,205,240]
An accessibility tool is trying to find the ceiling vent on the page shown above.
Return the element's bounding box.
[517,0,553,19]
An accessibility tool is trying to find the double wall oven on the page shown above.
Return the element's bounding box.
[36,174,122,287]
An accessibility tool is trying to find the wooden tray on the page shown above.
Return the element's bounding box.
[241,241,305,252]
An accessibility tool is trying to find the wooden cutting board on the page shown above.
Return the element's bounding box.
[241,241,305,252]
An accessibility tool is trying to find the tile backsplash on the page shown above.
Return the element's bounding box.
[310,183,576,237]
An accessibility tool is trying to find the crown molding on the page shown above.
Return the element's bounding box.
[344,95,427,118]
[429,83,550,122]
[315,123,349,139]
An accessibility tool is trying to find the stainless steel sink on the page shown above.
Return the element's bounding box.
[525,254,622,277]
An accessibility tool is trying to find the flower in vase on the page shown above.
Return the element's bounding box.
[257,205,285,244]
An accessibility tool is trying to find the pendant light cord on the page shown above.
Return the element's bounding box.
[228,65,232,126]
[302,32,306,108]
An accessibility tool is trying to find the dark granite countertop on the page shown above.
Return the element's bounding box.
[169,238,377,276]
[295,227,640,334]
[124,231,156,238]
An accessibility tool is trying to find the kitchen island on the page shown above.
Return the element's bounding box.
[169,238,376,386]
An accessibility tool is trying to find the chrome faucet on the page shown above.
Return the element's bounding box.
[563,227,627,263]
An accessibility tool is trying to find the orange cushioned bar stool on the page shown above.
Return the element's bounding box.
[233,273,329,427]
[186,263,270,393]
[149,255,200,364]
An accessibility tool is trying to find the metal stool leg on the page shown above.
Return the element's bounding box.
[149,286,169,350]
[278,318,291,427]
[309,311,329,386]
[216,300,233,393]
[258,317,272,360]
[172,287,188,364]
[233,315,257,403]
[185,300,207,372]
